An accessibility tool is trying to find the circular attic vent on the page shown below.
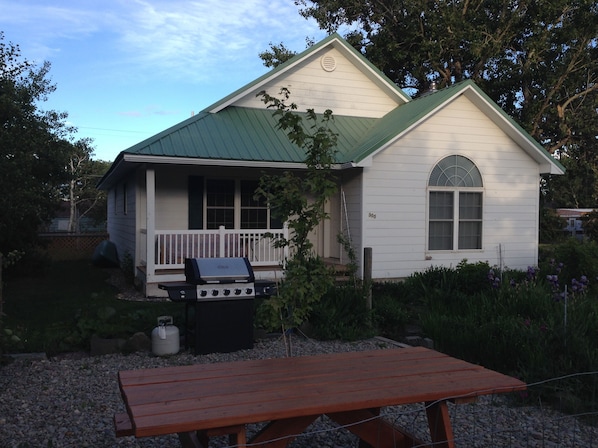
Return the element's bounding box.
[320,55,337,72]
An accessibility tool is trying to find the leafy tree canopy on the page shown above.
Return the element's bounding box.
[263,1,598,207]
[0,32,91,257]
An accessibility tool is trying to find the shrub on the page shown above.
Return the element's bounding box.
[417,253,598,412]
[401,260,493,309]
[371,292,410,341]
[539,239,598,290]
[309,282,374,341]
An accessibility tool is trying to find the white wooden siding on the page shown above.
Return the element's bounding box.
[339,170,364,270]
[361,95,541,279]
[106,176,137,267]
[234,48,400,118]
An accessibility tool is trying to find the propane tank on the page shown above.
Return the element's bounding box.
[151,316,180,356]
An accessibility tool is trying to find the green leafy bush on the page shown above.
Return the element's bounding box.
[309,282,374,341]
[368,282,410,341]
[418,250,598,413]
[2,260,183,355]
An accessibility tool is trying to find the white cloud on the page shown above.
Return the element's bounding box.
[114,0,325,80]
[0,0,326,80]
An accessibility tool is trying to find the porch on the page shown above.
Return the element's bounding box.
[137,226,289,297]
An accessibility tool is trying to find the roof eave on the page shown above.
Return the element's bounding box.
[460,85,565,175]
[351,82,565,175]
[98,153,354,190]
[122,153,310,170]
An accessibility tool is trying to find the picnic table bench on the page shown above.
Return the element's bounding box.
[115,346,526,448]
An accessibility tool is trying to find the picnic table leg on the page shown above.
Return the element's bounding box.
[249,415,318,447]
[178,431,205,448]
[425,401,455,448]
[357,408,380,448]
[179,425,247,448]
[328,409,426,448]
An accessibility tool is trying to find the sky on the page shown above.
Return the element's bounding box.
[0,0,329,161]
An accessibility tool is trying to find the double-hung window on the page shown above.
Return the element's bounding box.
[206,179,235,229]
[200,178,281,230]
[428,155,483,251]
[240,180,268,229]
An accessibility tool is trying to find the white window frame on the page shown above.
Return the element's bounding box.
[204,178,280,230]
[427,156,483,251]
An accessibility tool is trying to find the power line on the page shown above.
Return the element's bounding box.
[77,126,151,135]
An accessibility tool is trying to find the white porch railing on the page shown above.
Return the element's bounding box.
[152,226,288,269]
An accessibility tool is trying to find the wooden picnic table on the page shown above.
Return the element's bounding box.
[115,346,526,448]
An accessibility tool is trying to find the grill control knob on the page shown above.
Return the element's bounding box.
[200,290,208,297]
[211,289,219,296]
[234,288,242,295]
[245,288,253,295]
[223,289,231,296]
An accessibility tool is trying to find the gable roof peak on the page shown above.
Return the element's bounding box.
[205,33,411,113]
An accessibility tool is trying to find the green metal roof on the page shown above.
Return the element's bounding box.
[347,80,565,174]
[98,35,563,190]
[105,79,562,180]
[123,106,378,164]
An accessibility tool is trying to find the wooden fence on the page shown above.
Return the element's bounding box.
[39,233,109,261]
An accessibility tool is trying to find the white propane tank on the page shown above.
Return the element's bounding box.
[151,316,180,356]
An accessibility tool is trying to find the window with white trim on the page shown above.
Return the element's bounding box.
[428,155,483,250]
[240,180,268,229]
[200,178,282,230]
[206,179,235,229]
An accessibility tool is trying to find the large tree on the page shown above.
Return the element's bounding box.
[270,1,598,207]
[62,139,109,233]
[0,32,73,256]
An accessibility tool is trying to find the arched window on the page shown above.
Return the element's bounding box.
[428,155,483,250]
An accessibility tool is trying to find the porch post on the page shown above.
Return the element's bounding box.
[219,225,225,257]
[146,168,156,283]
[283,223,289,263]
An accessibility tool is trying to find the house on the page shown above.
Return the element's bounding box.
[41,200,106,234]
[97,33,564,297]
[556,208,594,239]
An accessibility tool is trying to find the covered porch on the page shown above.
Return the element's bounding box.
[137,226,289,297]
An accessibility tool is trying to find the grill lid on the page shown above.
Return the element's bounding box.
[184,257,255,284]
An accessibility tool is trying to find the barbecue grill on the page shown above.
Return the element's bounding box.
[159,257,256,355]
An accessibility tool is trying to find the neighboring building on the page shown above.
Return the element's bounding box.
[97,33,564,297]
[556,208,594,239]
[42,200,106,234]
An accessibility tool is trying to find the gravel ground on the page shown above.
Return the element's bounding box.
[1,337,597,448]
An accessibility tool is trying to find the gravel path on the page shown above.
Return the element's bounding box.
[1,337,597,448]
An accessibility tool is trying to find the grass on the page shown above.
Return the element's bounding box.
[1,260,183,355]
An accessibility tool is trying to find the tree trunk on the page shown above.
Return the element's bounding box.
[68,178,78,233]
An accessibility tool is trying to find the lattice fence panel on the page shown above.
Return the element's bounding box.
[40,233,109,261]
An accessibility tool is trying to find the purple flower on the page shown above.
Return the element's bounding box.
[487,269,501,288]
[570,276,589,295]
[526,266,538,281]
